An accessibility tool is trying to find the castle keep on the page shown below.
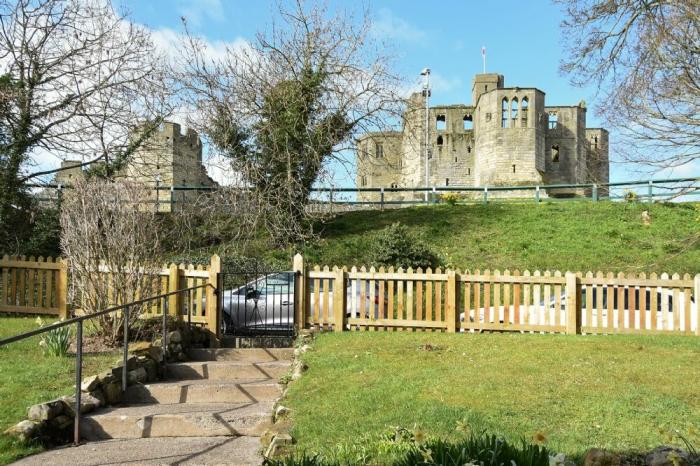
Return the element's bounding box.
[356,73,609,201]
[56,122,216,212]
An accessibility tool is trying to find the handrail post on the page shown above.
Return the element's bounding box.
[592,184,598,202]
[535,186,540,203]
[333,267,347,332]
[648,181,653,203]
[293,254,306,334]
[565,272,581,334]
[483,187,488,205]
[122,306,129,392]
[73,320,83,446]
[380,188,384,211]
[162,297,168,378]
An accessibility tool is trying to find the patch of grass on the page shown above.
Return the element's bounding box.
[0,316,118,465]
[284,332,700,459]
[294,202,699,273]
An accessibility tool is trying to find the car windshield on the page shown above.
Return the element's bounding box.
[254,272,293,295]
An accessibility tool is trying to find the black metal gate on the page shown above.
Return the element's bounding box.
[218,262,295,339]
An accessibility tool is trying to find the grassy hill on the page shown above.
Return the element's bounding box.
[280,201,700,274]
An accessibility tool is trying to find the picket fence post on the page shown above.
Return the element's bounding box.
[168,263,181,318]
[293,254,306,333]
[446,270,459,333]
[565,272,581,334]
[206,254,221,345]
[57,259,69,319]
[333,267,347,332]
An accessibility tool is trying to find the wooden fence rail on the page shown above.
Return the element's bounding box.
[293,254,700,336]
[0,255,221,336]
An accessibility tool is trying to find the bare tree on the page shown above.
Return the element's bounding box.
[60,180,162,346]
[178,1,404,247]
[557,0,700,171]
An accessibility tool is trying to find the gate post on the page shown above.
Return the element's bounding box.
[57,259,69,319]
[293,254,307,333]
[565,272,581,334]
[333,267,347,332]
[206,254,221,346]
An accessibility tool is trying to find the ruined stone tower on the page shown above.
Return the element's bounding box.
[356,73,609,201]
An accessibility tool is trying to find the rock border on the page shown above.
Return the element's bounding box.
[261,329,314,459]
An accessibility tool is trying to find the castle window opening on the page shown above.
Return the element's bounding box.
[390,182,398,188]
[375,142,384,158]
[511,98,519,127]
[594,136,598,149]
[436,135,444,146]
[436,115,446,131]
[445,178,449,186]
[501,98,509,128]
[512,164,516,173]
[521,97,529,127]
[484,85,488,92]
[463,114,473,130]
[467,146,471,154]
[467,168,471,175]
[454,156,458,163]
[551,144,560,163]
[485,113,492,122]
[548,112,558,129]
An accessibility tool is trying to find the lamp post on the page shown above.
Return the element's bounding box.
[420,68,431,203]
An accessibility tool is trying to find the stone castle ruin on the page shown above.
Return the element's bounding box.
[356,73,609,201]
[55,122,216,212]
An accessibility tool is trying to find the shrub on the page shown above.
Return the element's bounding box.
[264,430,553,466]
[367,223,439,269]
[36,317,71,357]
[440,192,460,206]
[624,190,638,202]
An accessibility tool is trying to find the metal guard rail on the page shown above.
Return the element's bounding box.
[0,283,211,446]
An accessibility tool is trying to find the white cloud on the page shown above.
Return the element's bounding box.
[371,8,426,43]
[399,72,462,98]
[150,27,249,65]
[177,0,225,28]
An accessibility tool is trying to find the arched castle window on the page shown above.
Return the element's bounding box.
[436,115,446,130]
[467,146,472,154]
[463,114,473,130]
[436,135,444,146]
[375,142,384,158]
[390,182,398,188]
[511,98,518,127]
[593,136,598,149]
[551,144,560,163]
[521,97,529,127]
[548,112,558,129]
[501,98,508,128]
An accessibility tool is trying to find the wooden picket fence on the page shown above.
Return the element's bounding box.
[0,255,221,333]
[293,255,700,336]
[0,255,68,318]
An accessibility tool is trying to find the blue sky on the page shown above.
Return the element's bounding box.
[119,0,691,186]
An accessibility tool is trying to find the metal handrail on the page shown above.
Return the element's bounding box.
[0,283,211,446]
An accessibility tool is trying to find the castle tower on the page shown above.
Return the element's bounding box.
[55,160,85,186]
[473,76,546,187]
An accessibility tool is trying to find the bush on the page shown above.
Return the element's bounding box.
[367,223,439,269]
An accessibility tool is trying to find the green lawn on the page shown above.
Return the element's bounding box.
[0,316,118,465]
[283,201,700,274]
[285,332,700,460]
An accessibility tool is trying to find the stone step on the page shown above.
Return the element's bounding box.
[79,402,274,440]
[124,380,284,404]
[188,347,294,362]
[14,435,263,465]
[166,360,291,382]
